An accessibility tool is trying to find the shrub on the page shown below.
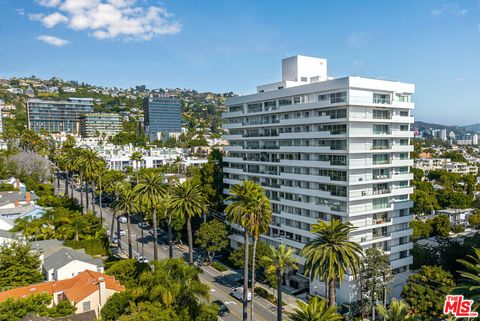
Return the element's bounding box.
[65,238,110,256]
[211,261,227,272]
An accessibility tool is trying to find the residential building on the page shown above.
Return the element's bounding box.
[143,97,181,141]
[43,247,104,281]
[27,98,94,134]
[414,158,450,171]
[437,208,473,226]
[79,113,122,138]
[0,270,125,317]
[443,162,478,175]
[222,55,415,303]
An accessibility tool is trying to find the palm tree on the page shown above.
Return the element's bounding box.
[169,180,207,264]
[134,172,166,261]
[262,244,298,321]
[79,149,103,214]
[130,151,143,185]
[225,180,269,321]
[302,219,363,307]
[113,187,140,259]
[457,247,480,306]
[376,298,418,321]
[288,297,342,321]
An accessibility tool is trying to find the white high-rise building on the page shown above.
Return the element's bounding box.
[222,55,415,304]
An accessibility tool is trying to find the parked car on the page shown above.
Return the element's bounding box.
[117,229,126,236]
[111,237,119,244]
[149,228,164,235]
[136,256,149,264]
[138,221,149,229]
[230,287,252,302]
[118,216,127,224]
[212,300,230,316]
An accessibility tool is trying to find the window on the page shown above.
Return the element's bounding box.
[373,198,389,209]
[373,93,390,104]
[373,124,389,134]
[279,98,291,106]
[399,139,408,146]
[82,301,91,312]
[400,124,409,131]
[373,154,390,165]
[400,111,409,117]
[301,77,308,82]
[372,139,390,150]
[373,109,391,119]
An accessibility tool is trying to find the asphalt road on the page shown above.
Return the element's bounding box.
[55,179,278,321]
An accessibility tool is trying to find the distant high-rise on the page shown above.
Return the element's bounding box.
[223,55,415,304]
[27,98,94,134]
[143,97,181,141]
[79,113,122,138]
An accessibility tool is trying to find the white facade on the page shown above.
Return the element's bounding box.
[46,260,104,281]
[222,55,415,304]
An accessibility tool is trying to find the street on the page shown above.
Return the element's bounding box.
[56,179,278,321]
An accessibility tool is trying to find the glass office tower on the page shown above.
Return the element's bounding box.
[143,97,181,141]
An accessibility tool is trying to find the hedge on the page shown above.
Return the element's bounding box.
[211,261,227,272]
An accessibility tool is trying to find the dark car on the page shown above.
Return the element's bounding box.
[212,300,230,316]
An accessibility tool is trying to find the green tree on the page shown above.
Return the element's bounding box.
[0,241,44,288]
[361,248,394,320]
[113,187,140,259]
[101,291,133,321]
[47,298,76,317]
[469,213,480,229]
[457,247,480,307]
[134,172,166,260]
[195,219,228,263]
[410,220,432,240]
[302,220,363,307]
[288,296,342,321]
[106,259,151,289]
[376,298,418,321]
[225,180,269,321]
[0,293,51,321]
[429,214,451,237]
[401,266,455,320]
[169,180,207,265]
[262,244,298,321]
[130,151,143,185]
[411,190,439,215]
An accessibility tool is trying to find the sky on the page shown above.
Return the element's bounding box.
[0,0,480,125]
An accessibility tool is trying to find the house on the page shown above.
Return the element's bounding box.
[43,248,104,281]
[436,208,474,226]
[0,270,125,317]
[0,230,20,245]
[31,240,104,281]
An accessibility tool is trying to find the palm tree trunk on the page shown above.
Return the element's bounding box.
[168,213,173,259]
[329,279,336,307]
[99,176,103,223]
[65,171,69,196]
[371,296,375,321]
[242,230,249,321]
[277,269,283,321]
[250,237,258,321]
[79,172,84,211]
[85,181,89,211]
[135,162,139,185]
[70,173,74,199]
[110,211,116,242]
[127,212,132,259]
[91,181,96,214]
[187,216,193,264]
[153,207,158,261]
[325,279,328,301]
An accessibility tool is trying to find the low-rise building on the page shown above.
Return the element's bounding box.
[0,270,125,317]
[443,162,478,175]
[43,248,104,281]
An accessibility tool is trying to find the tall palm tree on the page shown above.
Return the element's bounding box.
[457,247,480,306]
[79,149,103,214]
[169,180,207,264]
[288,297,342,321]
[302,219,363,307]
[376,298,418,321]
[225,180,269,321]
[130,151,143,185]
[134,172,166,261]
[262,244,298,321]
[113,187,140,259]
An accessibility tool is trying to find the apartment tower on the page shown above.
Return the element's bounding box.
[222,55,415,304]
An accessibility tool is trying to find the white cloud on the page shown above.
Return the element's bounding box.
[431,3,468,16]
[346,32,372,47]
[431,9,443,16]
[31,0,181,41]
[37,35,70,46]
[16,8,25,16]
[42,12,68,28]
[36,0,62,7]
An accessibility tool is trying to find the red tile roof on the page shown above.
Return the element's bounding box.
[0,270,125,303]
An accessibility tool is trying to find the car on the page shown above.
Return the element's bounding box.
[212,300,230,316]
[149,228,164,235]
[117,229,126,236]
[230,287,252,302]
[111,237,119,244]
[136,256,149,264]
[138,222,149,229]
[118,216,127,224]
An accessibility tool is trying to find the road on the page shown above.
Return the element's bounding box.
[56,179,278,321]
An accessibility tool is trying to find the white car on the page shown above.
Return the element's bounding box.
[138,222,149,229]
[137,256,149,264]
[231,287,252,302]
[118,216,127,224]
[117,229,126,236]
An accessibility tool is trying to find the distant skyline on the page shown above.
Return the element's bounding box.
[1,0,480,125]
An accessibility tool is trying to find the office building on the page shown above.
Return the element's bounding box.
[222,55,415,304]
[143,97,181,141]
[27,98,94,134]
[79,113,122,138]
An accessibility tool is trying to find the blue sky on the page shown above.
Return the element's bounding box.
[0,0,479,125]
